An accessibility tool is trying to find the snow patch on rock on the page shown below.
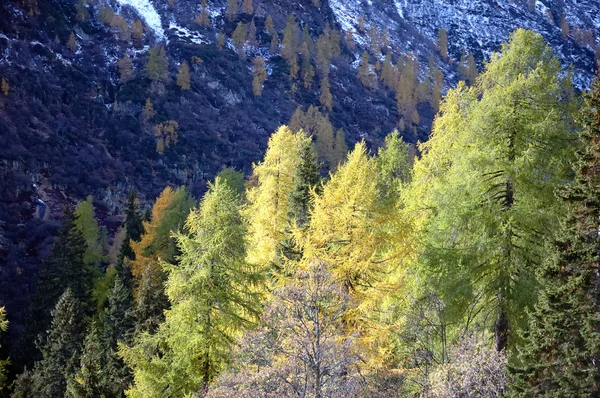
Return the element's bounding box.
[115,0,165,41]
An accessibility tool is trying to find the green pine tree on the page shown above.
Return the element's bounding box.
[67,276,134,397]
[25,289,86,398]
[509,74,600,397]
[287,138,321,227]
[21,206,89,366]
[120,190,144,262]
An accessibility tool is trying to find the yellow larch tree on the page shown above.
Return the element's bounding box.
[245,126,310,271]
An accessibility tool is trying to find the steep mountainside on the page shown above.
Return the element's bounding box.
[0,0,598,358]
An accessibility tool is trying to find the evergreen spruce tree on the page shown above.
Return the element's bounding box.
[22,206,89,364]
[133,264,168,334]
[25,289,86,398]
[67,276,134,397]
[215,166,246,200]
[509,75,600,397]
[287,139,321,228]
[120,190,144,262]
[65,322,107,398]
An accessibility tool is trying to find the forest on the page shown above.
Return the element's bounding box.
[1,28,600,397]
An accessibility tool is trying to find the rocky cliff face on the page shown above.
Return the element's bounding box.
[0,0,598,357]
[335,0,599,88]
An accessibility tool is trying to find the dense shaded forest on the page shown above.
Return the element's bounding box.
[1,28,600,397]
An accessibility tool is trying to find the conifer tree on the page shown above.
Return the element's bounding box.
[466,53,478,84]
[66,276,133,397]
[396,55,417,118]
[358,51,376,89]
[226,0,238,21]
[67,33,78,51]
[438,27,448,60]
[232,22,247,57]
[381,52,395,88]
[142,98,155,122]
[120,190,144,263]
[314,112,335,169]
[301,44,315,88]
[329,28,341,57]
[316,34,331,76]
[111,15,130,41]
[65,322,107,398]
[265,15,275,35]
[132,20,144,42]
[98,2,114,25]
[0,308,7,391]
[287,140,321,228]
[246,126,309,268]
[24,206,89,355]
[241,0,252,14]
[376,130,411,203]
[133,264,168,334]
[282,15,299,79]
[176,61,191,90]
[252,56,267,97]
[216,31,225,49]
[195,4,210,26]
[120,178,262,395]
[216,166,246,199]
[130,186,194,296]
[75,196,103,266]
[1,78,9,96]
[302,25,313,53]
[509,74,600,397]
[117,54,134,83]
[303,142,407,364]
[270,31,279,54]
[247,19,257,46]
[561,14,569,40]
[319,76,333,111]
[27,289,86,397]
[368,25,381,54]
[409,29,579,353]
[75,0,88,22]
[146,45,169,83]
[333,128,348,168]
